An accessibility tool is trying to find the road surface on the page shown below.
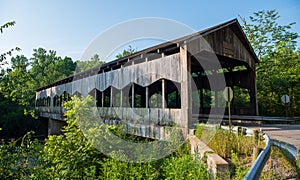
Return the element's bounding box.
[248,124,300,148]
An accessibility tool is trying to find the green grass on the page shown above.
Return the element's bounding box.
[195,123,264,179]
[195,123,261,158]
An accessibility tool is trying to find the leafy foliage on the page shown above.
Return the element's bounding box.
[0,48,76,138]
[195,124,258,158]
[162,154,209,179]
[1,96,210,179]
[195,124,263,179]
[30,48,76,88]
[43,99,104,179]
[241,10,300,116]
[0,48,76,107]
[116,45,137,59]
[0,132,46,179]
[75,54,105,73]
[0,21,21,66]
[0,93,39,139]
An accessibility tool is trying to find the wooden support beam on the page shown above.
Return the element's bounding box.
[101,91,104,107]
[110,87,113,108]
[162,79,165,109]
[180,44,192,129]
[132,83,135,108]
[254,75,259,115]
[146,87,149,108]
[250,70,259,115]
[50,96,54,108]
[120,89,123,108]
[215,91,218,108]
[200,87,204,113]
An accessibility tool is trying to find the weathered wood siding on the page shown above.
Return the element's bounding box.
[36,53,181,99]
[38,107,183,127]
[187,26,256,70]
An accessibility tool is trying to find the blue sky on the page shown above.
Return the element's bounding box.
[1,0,299,62]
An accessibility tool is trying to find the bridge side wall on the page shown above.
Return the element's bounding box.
[37,53,191,135]
[36,53,181,99]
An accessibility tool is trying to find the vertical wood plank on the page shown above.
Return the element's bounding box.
[180,44,192,129]
[132,83,135,108]
[162,79,165,109]
[146,87,149,108]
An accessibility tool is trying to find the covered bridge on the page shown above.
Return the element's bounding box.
[36,19,259,136]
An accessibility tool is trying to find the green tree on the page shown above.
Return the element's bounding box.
[115,45,136,59]
[0,21,21,68]
[240,10,300,116]
[30,48,76,88]
[75,54,105,73]
[0,93,40,138]
[0,48,76,138]
[0,55,33,106]
[0,49,76,107]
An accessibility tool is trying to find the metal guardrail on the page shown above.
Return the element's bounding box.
[195,114,297,122]
[244,134,271,180]
[272,140,298,160]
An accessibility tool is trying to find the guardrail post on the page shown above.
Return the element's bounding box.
[252,147,262,163]
[236,126,242,136]
[253,129,259,144]
[242,127,247,136]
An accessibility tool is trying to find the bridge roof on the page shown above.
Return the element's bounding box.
[36,18,258,92]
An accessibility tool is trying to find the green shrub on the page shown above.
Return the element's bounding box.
[101,157,159,180]
[162,154,209,180]
[0,97,210,179]
[0,132,47,179]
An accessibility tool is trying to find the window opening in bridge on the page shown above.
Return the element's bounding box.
[203,89,213,108]
[146,52,163,62]
[41,98,44,106]
[62,91,71,104]
[163,46,180,56]
[53,95,60,107]
[122,84,132,107]
[39,99,42,106]
[148,80,162,108]
[103,87,111,107]
[60,95,63,107]
[233,86,251,114]
[132,57,145,65]
[192,90,200,114]
[165,80,181,108]
[112,87,121,107]
[46,97,51,107]
[134,84,146,108]
[38,97,46,107]
[96,89,102,107]
[88,89,103,107]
